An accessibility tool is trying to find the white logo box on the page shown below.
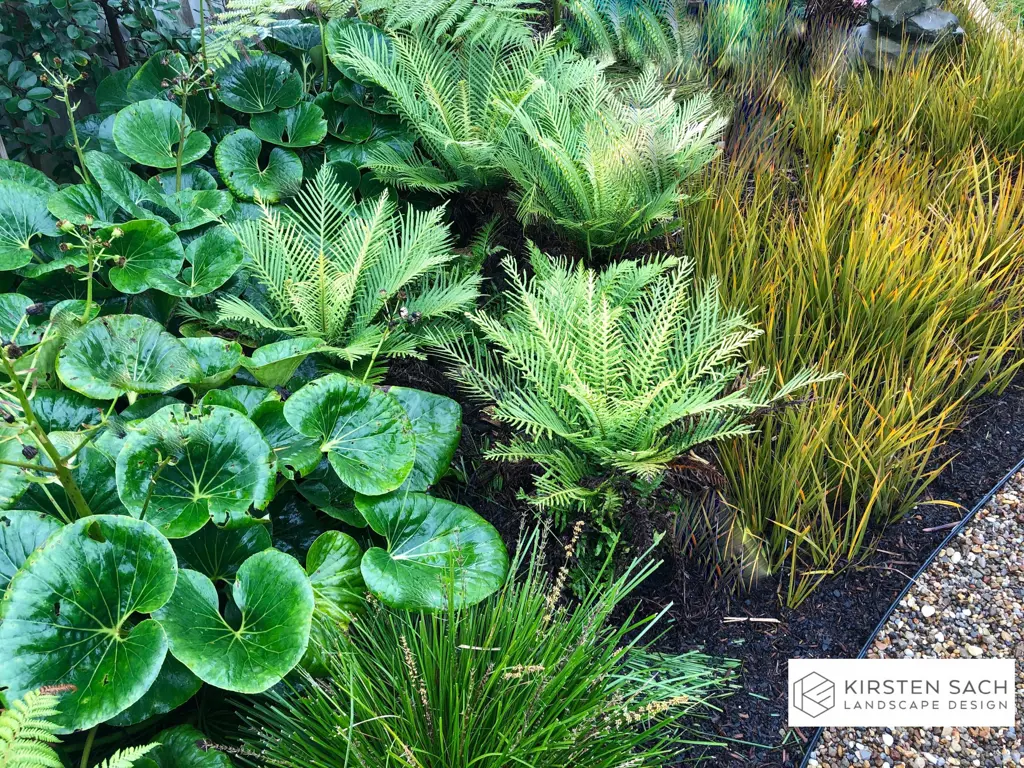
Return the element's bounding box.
[788,658,1017,728]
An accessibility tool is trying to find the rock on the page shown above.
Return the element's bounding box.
[883,733,895,747]
[965,644,983,657]
[921,605,936,618]
[868,0,940,26]
[850,24,937,69]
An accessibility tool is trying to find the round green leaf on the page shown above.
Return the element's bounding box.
[307,530,364,627]
[102,219,185,294]
[96,65,139,115]
[283,373,414,496]
[0,515,176,731]
[303,530,364,672]
[0,292,47,346]
[113,99,211,169]
[267,491,328,559]
[158,189,234,233]
[146,226,244,298]
[19,431,128,522]
[204,385,273,416]
[116,403,275,537]
[153,549,314,693]
[390,387,461,492]
[106,655,202,727]
[135,724,234,767]
[127,53,187,102]
[0,159,57,194]
[245,337,322,387]
[251,398,321,478]
[0,510,63,590]
[215,129,302,202]
[214,54,302,114]
[357,492,508,611]
[266,19,323,50]
[29,390,104,433]
[172,515,273,582]
[250,103,328,148]
[150,167,218,194]
[339,105,372,143]
[0,180,58,270]
[295,459,363,527]
[47,184,120,227]
[326,159,361,189]
[180,337,243,392]
[0,427,33,507]
[57,314,203,399]
[84,151,161,220]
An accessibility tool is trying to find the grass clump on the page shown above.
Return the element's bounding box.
[237,534,736,768]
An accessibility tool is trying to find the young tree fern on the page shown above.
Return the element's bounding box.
[563,0,702,82]
[499,68,727,254]
[431,247,837,526]
[326,23,598,192]
[218,165,480,376]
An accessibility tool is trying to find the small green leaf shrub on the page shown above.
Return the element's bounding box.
[433,247,836,527]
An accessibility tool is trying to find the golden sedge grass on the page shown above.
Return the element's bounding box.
[680,28,1024,606]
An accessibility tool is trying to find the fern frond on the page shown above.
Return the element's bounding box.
[0,691,62,768]
[438,248,829,525]
[91,744,158,768]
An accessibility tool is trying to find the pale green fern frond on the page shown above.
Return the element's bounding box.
[0,691,61,768]
[91,744,158,768]
[435,249,833,528]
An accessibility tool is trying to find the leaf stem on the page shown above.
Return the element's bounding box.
[318,16,330,93]
[199,0,209,70]
[79,724,98,768]
[175,87,191,194]
[0,354,92,519]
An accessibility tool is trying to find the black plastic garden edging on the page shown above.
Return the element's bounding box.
[797,451,1024,768]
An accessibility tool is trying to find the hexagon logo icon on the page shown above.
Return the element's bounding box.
[792,671,835,718]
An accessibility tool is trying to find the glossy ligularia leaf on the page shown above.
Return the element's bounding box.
[116,403,276,538]
[96,65,139,114]
[84,151,161,220]
[331,76,392,114]
[135,725,235,768]
[158,188,234,233]
[19,431,128,521]
[267,492,328,559]
[204,384,273,416]
[266,19,323,50]
[338,105,372,142]
[172,515,273,582]
[215,54,302,113]
[250,103,328,148]
[296,459,364,527]
[181,337,244,392]
[0,510,62,590]
[29,389,104,432]
[251,398,321,478]
[307,530,364,626]
[102,219,185,294]
[215,129,302,202]
[113,99,211,169]
[0,515,177,731]
[57,314,203,399]
[0,180,58,270]
[390,387,461,492]
[0,159,57,194]
[107,655,202,727]
[326,159,361,189]
[0,426,36,508]
[153,549,314,693]
[283,374,415,496]
[0,292,47,346]
[150,167,218,194]
[357,492,508,610]
[77,113,131,164]
[303,530,364,672]
[121,396,181,423]
[146,226,244,298]
[245,337,321,387]
[47,184,120,227]
[127,53,189,102]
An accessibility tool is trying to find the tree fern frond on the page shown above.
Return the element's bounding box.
[91,744,158,768]
[438,248,829,527]
[0,691,62,768]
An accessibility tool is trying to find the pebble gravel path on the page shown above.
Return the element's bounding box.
[806,470,1024,768]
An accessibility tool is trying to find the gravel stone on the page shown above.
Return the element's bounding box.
[807,470,1024,767]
